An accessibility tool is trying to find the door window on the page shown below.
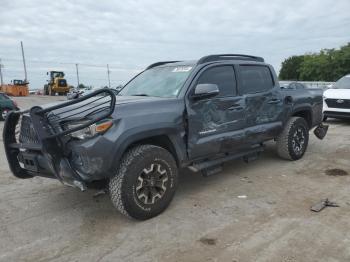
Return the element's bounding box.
[240,65,274,94]
[197,66,237,97]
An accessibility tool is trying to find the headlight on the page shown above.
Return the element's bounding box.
[66,120,113,140]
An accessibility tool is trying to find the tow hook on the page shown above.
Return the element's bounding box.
[61,180,87,191]
[314,123,329,140]
[73,180,87,191]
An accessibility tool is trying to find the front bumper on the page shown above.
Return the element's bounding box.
[3,111,87,190]
[323,99,350,119]
[2,89,116,190]
[324,111,350,119]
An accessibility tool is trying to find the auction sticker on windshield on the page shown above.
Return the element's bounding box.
[172,66,192,72]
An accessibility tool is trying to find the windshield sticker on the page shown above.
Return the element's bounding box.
[172,66,192,73]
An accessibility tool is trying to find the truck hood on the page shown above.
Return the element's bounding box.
[27,95,182,126]
[34,95,175,111]
[112,95,182,119]
[115,95,168,105]
[324,89,350,99]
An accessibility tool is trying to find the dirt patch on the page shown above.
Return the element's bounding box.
[325,168,349,176]
[199,237,217,245]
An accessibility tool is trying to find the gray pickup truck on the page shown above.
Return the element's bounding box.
[3,54,328,220]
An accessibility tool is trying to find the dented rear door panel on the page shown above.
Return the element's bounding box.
[236,64,285,143]
[243,88,284,143]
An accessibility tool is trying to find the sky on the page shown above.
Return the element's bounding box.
[0,0,349,89]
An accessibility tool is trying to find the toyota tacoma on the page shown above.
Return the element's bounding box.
[3,54,328,220]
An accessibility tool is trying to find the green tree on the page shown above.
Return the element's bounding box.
[279,55,304,80]
[78,83,88,89]
[280,43,350,81]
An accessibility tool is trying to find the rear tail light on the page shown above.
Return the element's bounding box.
[13,100,18,107]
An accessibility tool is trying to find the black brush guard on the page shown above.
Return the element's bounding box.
[3,89,116,188]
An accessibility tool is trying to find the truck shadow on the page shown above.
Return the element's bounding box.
[325,118,350,126]
[176,142,279,198]
[44,142,280,217]
[24,142,303,256]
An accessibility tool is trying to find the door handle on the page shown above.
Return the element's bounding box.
[267,99,281,104]
[284,96,293,104]
[228,105,243,111]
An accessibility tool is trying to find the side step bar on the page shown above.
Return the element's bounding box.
[189,145,264,172]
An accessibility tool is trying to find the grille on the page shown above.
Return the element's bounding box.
[19,115,40,144]
[325,99,350,109]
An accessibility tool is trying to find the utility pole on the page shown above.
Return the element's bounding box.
[75,63,80,87]
[20,41,28,82]
[0,58,3,86]
[107,64,111,88]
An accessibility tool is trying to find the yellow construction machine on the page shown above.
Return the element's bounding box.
[44,71,69,95]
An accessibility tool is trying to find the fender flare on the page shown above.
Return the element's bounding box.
[289,105,313,127]
[107,125,187,176]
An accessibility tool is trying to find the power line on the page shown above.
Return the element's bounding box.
[0,54,135,87]
[0,57,141,71]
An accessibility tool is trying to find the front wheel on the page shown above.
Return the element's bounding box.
[109,145,178,220]
[276,117,309,160]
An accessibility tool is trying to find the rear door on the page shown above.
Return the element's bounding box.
[237,65,284,143]
[186,65,246,160]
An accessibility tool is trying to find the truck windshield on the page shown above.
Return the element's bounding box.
[119,65,193,98]
[333,75,350,89]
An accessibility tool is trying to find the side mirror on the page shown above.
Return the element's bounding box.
[192,84,219,100]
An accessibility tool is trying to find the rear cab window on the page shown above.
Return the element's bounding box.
[239,65,274,94]
[196,65,237,97]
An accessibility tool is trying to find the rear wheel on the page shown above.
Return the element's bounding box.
[276,117,309,160]
[109,145,178,220]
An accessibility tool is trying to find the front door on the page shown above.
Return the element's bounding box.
[186,65,246,160]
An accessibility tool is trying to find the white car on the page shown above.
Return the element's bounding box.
[323,74,350,120]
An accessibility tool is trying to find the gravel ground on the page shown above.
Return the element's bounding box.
[1,95,350,262]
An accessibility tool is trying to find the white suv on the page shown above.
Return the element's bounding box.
[323,74,350,120]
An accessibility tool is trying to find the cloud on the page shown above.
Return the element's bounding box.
[0,0,349,88]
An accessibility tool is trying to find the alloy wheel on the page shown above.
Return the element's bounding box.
[135,163,169,205]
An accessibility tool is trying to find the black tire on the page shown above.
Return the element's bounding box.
[276,117,309,160]
[44,85,49,95]
[109,145,178,220]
